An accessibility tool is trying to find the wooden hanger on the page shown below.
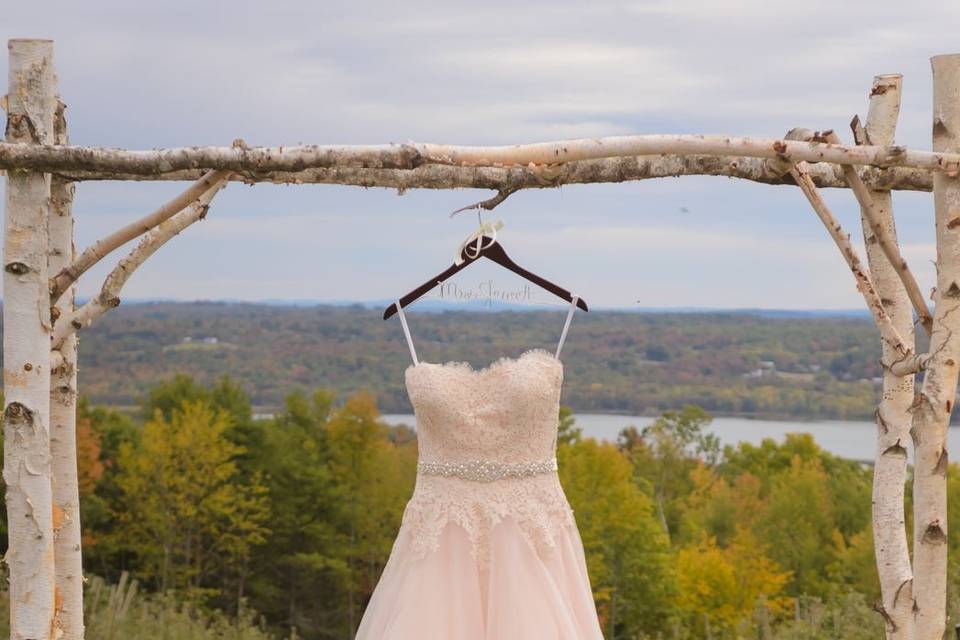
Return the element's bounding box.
[384,224,588,320]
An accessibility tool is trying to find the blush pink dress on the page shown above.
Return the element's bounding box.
[355,298,604,639]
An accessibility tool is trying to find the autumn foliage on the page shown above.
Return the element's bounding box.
[4,377,953,638]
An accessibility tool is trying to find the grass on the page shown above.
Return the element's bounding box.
[0,574,886,639]
[0,573,291,640]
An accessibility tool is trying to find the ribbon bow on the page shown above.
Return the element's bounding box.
[455,219,504,265]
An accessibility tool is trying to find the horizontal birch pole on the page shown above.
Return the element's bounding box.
[0,134,958,177]
[32,156,935,191]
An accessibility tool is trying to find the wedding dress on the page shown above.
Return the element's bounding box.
[355,298,604,639]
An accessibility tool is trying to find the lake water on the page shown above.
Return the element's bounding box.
[380,413,960,463]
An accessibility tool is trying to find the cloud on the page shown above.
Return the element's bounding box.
[1,1,957,307]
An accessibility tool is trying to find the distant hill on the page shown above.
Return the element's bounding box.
[71,297,875,317]
[5,301,901,421]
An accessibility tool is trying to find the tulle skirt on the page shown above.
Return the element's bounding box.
[355,516,604,639]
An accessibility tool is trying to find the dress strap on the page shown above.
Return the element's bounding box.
[395,301,419,366]
[555,295,579,359]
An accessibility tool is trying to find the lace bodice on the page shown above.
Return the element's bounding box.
[400,349,577,564]
[407,349,564,465]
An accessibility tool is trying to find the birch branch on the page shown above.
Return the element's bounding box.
[825,130,934,334]
[41,157,935,191]
[450,187,520,217]
[51,179,229,347]
[790,164,911,358]
[1,134,958,176]
[49,169,231,302]
[888,352,930,376]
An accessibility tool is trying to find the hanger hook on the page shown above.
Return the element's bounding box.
[472,209,488,257]
[456,217,503,264]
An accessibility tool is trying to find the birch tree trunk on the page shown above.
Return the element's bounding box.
[3,39,58,640]
[49,97,84,639]
[913,54,960,640]
[859,74,916,640]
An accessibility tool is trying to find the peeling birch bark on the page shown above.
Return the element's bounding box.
[49,98,84,640]
[790,164,912,358]
[0,134,958,175]
[49,168,231,302]
[854,75,916,640]
[912,55,960,640]
[51,178,228,346]
[3,39,58,640]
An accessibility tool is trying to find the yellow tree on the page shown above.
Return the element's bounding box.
[676,528,791,637]
[113,400,269,598]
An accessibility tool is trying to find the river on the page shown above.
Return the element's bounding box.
[380,413,957,463]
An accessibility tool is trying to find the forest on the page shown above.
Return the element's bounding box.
[0,374,956,639]
[59,302,895,420]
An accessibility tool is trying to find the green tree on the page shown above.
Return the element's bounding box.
[141,373,209,421]
[77,399,140,579]
[326,393,416,632]
[720,434,872,548]
[560,437,676,637]
[755,456,840,598]
[619,405,718,539]
[246,389,415,639]
[112,400,269,600]
[246,389,342,636]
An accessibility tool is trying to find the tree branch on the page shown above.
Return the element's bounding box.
[790,163,912,358]
[888,352,931,376]
[825,130,934,334]
[450,187,520,217]
[1,134,957,176]
[51,178,229,347]
[40,156,935,191]
[49,169,231,303]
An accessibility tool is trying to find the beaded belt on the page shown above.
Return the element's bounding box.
[417,458,558,483]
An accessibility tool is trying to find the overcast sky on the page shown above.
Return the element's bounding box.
[3,0,960,310]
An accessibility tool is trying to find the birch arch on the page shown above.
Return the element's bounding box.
[2,38,960,640]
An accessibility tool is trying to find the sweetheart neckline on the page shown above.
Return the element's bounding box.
[405,348,563,376]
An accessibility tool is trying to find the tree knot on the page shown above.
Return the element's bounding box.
[922,521,947,545]
[4,402,35,426]
[5,261,30,275]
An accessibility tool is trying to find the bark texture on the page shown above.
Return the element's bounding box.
[3,39,58,640]
[912,54,960,640]
[38,157,936,192]
[49,98,84,640]
[52,178,228,346]
[856,75,916,640]
[0,134,958,175]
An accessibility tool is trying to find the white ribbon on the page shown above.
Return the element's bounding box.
[455,219,504,265]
